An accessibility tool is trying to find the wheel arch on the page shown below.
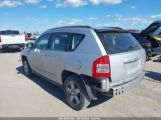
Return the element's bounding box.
[62,70,79,84]
[62,70,97,100]
[21,55,27,62]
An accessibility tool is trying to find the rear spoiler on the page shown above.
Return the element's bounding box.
[95,29,129,33]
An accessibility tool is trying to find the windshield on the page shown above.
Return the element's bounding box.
[0,30,20,35]
[152,27,161,36]
[97,32,142,54]
[146,25,158,33]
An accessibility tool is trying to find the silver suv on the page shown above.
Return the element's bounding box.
[21,26,146,110]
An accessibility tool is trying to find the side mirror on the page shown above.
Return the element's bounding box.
[26,42,34,49]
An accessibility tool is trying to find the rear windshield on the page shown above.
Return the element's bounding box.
[0,30,20,35]
[97,32,142,54]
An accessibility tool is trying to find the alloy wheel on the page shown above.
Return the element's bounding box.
[66,81,81,106]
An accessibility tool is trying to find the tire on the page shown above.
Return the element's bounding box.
[146,55,149,61]
[22,59,32,78]
[0,49,4,53]
[64,75,91,111]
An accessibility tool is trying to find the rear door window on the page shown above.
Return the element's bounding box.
[97,32,142,54]
[50,33,69,51]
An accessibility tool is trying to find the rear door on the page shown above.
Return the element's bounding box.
[98,32,146,85]
[41,33,69,84]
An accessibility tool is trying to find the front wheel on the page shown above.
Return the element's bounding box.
[64,75,91,111]
[22,59,32,77]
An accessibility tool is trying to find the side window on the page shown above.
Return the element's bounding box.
[34,34,50,50]
[50,33,69,51]
[71,34,84,50]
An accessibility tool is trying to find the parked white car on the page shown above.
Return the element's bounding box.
[0,30,27,51]
[21,26,146,110]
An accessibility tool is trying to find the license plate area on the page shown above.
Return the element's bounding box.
[8,45,19,48]
[124,58,141,75]
[109,87,124,96]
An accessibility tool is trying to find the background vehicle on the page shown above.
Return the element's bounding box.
[0,30,28,51]
[26,33,32,40]
[21,26,145,110]
[32,33,40,40]
[128,30,153,60]
[26,33,40,40]
[141,21,161,55]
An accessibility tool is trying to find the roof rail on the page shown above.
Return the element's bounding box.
[104,27,123,30]
[52,25,93,30]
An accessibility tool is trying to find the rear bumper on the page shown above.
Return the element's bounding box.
[92,71,145,96]
[0,44,25,49]
[109,71,144,96]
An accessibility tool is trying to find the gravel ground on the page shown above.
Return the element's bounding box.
[0,52,161,117]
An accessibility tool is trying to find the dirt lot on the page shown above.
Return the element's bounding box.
[0,52,161,117]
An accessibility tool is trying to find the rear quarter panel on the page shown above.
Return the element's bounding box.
[45,28,106,84]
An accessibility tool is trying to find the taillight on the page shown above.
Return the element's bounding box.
[92,55,111,78]
[25,35,28,42]
[0,36,1,42]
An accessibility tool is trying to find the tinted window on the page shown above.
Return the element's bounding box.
[34,34,50,50]
[50,33,69,51]
[153,27,161,36]
[27,33,32,37]
[97,32,142,54]
[131,33,148,44]
[71,34,84,50]
[0,30,20,35]
[146,25,158,33]
[0,31,5,35]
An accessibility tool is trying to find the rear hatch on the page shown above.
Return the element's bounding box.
[0,30,25,44]
[141,21,161,35]
[97,32,145,85]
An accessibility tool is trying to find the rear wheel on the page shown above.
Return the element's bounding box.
[64,75,90,111]
[22,59,32,77]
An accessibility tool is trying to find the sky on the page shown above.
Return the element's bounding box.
[0,0,161,33]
